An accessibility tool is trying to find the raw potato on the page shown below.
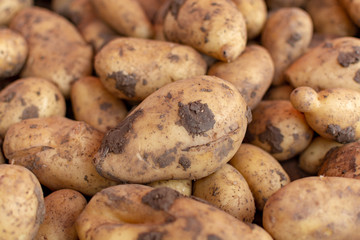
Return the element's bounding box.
[0,164,45,240]
[148,179,192,196]
[261,7,313,85]
[208,44,274,109]
[263,176,360,240]
[245,100,313,161]
[91,0,153,38]
[263,84,294,100]
[163,0,247,62]
[71,76,128,133]
[339,0,360,27]
[230,143,290,210]
[0,0,33,26]
[93,75,250,183]
[193,164,256,222]
[3,116,117,196]
[290,87,360,143]
[299,136,343,174]
[0,28,28,79]
[76,184,273,240]
[94,37,207,101]
[0,77,66,137]
[9,7,93,97]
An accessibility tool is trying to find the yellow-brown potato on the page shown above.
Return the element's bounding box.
[290,87,360,143]
[35,189,87,240]
[93,75,250,183]
[299,136,343,174]
[263,176,360,240]
[94,37,207,101]
[230,143,290,210]
[76,184,273,240]
[0,164,45,240]
[245,100,313,161]
[339,0,360,27]
[265,0,307,10]
[208,44,274,109]
[71,76,128,133]
[263,84,294,100]
[0,77,66,137]
[0,28,28,79]
[3,116,117,196]
[193,164,255,222]
[261,7,313,85]
[90,0,153,39]
[148,179,192,196]
[163,0,247,62]
[0,0,33,26]
[9,7,93,97]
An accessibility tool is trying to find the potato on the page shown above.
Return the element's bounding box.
[71,76,128,132]
[245,100,313,161]
[9,6,93,97]
[148,179,192,196]
[0,28,28,79]
[94,37,207,101]
[3,116,117,196]
[261,7,313,85]
[290,87,360,143]
[0,164,45,240]
[299,136,343,174]
[193,163,255,221]
[76,184,273,240]
[35,189,87,240]
[93,75,250,183]
[208,44,274,109]
[230,143,290,210]
[263,176,360,239]
[163,0,247,62]
[285,37,360,92]
[0,0,33,26]
[265,0,306,10]
[0,77,66,137]
[263,84,294,101]
[339,0,360,27]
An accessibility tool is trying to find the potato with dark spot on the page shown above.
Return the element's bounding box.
[245,100,313,161]
[93,75,249,183]
[263,84,294,101]
[339,0,360,27]
[148,179,192,196]
[263,176,360,239]
[0,0,33,26]
[3,116,117,196]
[76,184,273,240]
[35,189,87,240]
[0,164,45,240]
[230,143,290,210]
[0,77,66,137]
[193,164,255,222]
[94,37,207,101]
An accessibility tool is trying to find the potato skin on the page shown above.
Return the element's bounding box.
[0,0,33,26]
[263,176,360,240]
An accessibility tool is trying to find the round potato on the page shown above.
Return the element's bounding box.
[148,179,192,196]
[0,0,33,26]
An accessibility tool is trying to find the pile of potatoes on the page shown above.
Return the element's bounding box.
[1,0,360,239]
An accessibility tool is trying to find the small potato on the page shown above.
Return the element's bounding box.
[230,143,290,210]
[0,164,45,240]
[148,179,192,196]
[245,100,313,161]
[290,87,360,143]
[0,77,66,137]
[0,0,33,26]
[263,84,294,100]
[261,7,313,85]
[0,28,28,79]
[263,176,360,240]
[35,189,87,240]
[208,44,274,109]
[193,164,255,222]
[339,0,360,27]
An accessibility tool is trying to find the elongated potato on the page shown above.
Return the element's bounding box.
[93,75,250,183]
[148,179,192,196]
[0,0,33,26]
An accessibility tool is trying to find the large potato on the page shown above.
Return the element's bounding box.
[0,0,33,26]
[93,75,250,183]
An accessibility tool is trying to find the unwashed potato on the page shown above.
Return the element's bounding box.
[76,184,273,240]
[0,164,45,240]
[261,7,313,85]
[93,75,250,183]
[3,116,117,196]
[71,76,128,132]
[0,28,28,79]
[208,44,274,109]
[0,0,33,26]
[230,143,290,210]
[163,0,247,62]
[290,87,360,143]
[94,37,207,101]
[148,179,192,196]
[338,0,360,27]
[263,84,294,100]
[0,77,66,137]
[263,176,360,240]
[193,163,256,222]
